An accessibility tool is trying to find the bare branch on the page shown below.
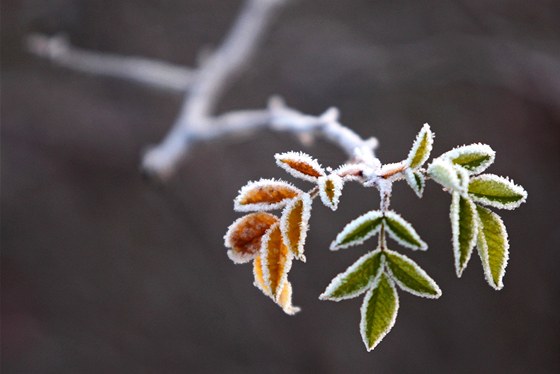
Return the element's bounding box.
[26,33,193,92]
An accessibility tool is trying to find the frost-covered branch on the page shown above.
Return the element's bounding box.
[26,33,194,92]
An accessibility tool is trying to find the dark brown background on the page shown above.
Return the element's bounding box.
[2,0,560,372]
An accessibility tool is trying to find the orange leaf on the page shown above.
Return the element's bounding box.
[260,223,293,299]
[280,193,312,261]
[277,281,300,315]
[234,179,302,212]
[224,212,279,264]
[318,174,344,211]
[253,255,271,297]
[275,151,325,182]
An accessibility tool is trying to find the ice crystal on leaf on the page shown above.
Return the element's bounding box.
[275,151,325,182]
[225,123,527,351]
[234,179,302,212]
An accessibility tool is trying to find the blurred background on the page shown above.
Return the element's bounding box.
[2,0,560,372]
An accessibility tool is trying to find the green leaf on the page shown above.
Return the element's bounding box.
[468,174,527,210]
[384,250,442,298]
[406,123,434,169]
[476,205,509,290]
[404,169,425,198]
[450,192,478,277]
[383,211,427,251]
[330,210,384,250]
[427,159,465,193]
[320,250,384,301]
[440,143,495,174]
[360,273,399,352]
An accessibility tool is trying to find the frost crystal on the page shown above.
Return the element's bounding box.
[275,151,325,182]
[318,174,344,211]
[234,178,302,212]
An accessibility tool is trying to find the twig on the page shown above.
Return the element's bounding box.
[26,34,193,92]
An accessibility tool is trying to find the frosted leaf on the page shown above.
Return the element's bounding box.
[404,169,425,198]
[253,255,271,297]
[320,249,384,301]
[330,210,384,250]
[440,143,495,175]
[280,193,312,262]
[224,212,279,264]
[318,174,344,211]
[383,211,428,251]
[260,223,293,299]
[384,249,442,298]
[234,179,302,212]
[360,273,399,352]
[450,192,478,277]
[275,151,325,182]
[406,123,434,170]
[335,163,365,182]
[476,205,509,290]
[427,159,465,193]
[468,174,527,210]
[277,281,301,315]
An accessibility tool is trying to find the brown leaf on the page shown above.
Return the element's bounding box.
[318,174,344,211]
[224,212,279,264]
[234,179,302,212]
[275,151,325,182]
[277,281,300,315]
[280,193,312,261]
[260,223,293,299]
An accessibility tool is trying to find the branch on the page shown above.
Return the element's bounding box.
[26,33,193,92]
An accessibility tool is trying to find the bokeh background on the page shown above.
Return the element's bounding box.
[2,0,560,372]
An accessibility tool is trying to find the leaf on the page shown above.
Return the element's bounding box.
[384,250,442,298]
[406,123,434,169]
[320,250,384,301]
[360,273,399,352]
[280,193,312,261]
[440,143,495,174]
[253,255,271,297]
[330,210,384,250]
[450,192,478,277]
[318,174,344,211]
[468,174,527,210]
[224,212,279,264]
[275,151,325,182]
[383,211,427,251]
[234,179,302,212]
[260,223,293,299]
[404,169,425,198]
[277,281,301,315]
[476,205,509,290]
[427,159,465,192]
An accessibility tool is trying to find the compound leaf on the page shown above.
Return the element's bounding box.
[384,249,441,298]
[360,273,399,352]
[320,249,384,301]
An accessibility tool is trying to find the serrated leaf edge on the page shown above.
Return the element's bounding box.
[468,174,528,210]
[259,223,294,299]
[404,169,425,198]
[360,274,399,352]
[319,249,384,301]
[234,178,302,212]
[280,193,312,262]
[330,210,384,250]
[274,151,325,182]
[383,211,428,251]
[406,123,434,169]
[450,192,478,277]
[384,249,442,299]
[318,174,344,211]
[440,143,496,175]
